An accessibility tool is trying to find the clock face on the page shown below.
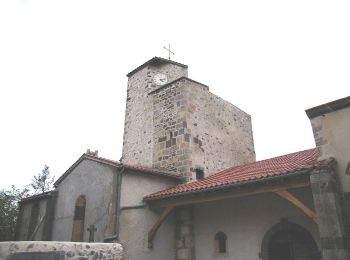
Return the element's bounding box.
[153,73,168,86]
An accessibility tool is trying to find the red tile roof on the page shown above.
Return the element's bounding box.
[144,148,333,200]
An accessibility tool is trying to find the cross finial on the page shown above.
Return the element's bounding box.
[163,44,174,60]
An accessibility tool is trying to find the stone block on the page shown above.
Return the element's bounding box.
[0,242,123,260]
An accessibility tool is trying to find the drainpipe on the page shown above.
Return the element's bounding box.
[115,164,124,239]
[104,164,124,242]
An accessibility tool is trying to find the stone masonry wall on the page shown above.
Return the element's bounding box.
[152,79,191,175]
[310,167,349,259]
[152,78,255,179]
[186,79,255,177]
[0,241,123,260]
[122,63,188,167]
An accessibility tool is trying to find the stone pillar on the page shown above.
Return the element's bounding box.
[175,206,195,260]
[310,167,349,259]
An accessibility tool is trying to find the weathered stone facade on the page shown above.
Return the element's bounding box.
[0,241,123,260]
[122,59,188,168]
[310,167,349,259]
[122,57,255,180]
[152,77,255,179]
[14,57,350,260]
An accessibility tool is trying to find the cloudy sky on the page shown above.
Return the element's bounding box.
[0,0,349,189]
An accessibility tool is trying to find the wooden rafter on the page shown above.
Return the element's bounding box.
[148,206,175,248]
[275,190,317,223]
[148,177,310,209]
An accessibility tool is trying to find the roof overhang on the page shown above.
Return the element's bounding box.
[306,96,350,119]
[19,191,57,204]
[145,169,316,209]
[126,57,188,77]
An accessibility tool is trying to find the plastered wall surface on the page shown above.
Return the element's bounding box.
[193,187,319,260]
[120,170,177,206]
[310,106,350,192]
[17,203,32,240]
[122,63,188,167]
[119,209,175,260]
[119,171,178,260]
[17,199,48,241]
[52,159,115,242]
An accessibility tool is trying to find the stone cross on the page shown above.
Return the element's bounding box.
[163,44,174,60]
[87,224,97,242]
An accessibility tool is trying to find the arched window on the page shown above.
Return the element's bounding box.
[71,195,86,242]
[214,231,227,253]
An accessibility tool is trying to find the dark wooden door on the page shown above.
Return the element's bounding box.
[269,229,319,260]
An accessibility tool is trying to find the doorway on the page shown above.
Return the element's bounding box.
[261,221,320,260]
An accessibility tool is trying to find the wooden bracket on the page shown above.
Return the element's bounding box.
[148,206,174,248]
[275,190,317,223]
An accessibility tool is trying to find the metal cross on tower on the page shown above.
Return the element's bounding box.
[163,44,174,60]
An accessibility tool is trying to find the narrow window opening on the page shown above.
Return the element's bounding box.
[196,168,204,180]
[215,231,227,253]
[71,195,86,242]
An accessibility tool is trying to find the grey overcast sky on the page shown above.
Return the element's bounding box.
[0,0,349,189]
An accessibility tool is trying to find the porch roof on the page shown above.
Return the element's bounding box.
[144,148,333,201]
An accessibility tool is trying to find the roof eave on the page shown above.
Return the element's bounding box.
[19,190,57,204]
[143,161,335,202]
[126,57,188,77]
[306,96,350,119]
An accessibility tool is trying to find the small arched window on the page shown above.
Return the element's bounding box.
[71,195,86,242]
[214,231,227,253]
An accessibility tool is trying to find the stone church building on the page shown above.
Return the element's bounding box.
[15,57,350,260]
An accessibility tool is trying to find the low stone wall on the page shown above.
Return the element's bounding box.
[0,241,123,260]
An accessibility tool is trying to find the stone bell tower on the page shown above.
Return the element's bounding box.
[122,57,255,180]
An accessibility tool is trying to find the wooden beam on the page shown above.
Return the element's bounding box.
[275,190,317,223]
[148,206,175,248]
[148,177,310,209]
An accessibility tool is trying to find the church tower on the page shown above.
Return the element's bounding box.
[122,57,255,180]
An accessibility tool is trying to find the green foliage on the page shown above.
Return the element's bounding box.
[0,186,29,241]
[30,165,55,194]
[0,165,55,241]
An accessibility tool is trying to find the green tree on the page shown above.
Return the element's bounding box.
[30,165,55,194]
[0,186,29,241]
[0,165,55,240]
